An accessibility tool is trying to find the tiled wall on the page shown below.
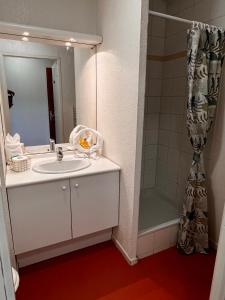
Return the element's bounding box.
[143,0,225,244]
[141,0,166,190]
[142,0,190,213]
[156,15,190,211]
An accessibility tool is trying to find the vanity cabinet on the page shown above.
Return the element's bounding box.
[8,180,72,255]
[71,173,119,238]
[7,171,119,255]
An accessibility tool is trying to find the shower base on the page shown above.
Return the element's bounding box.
[137,188,179,259]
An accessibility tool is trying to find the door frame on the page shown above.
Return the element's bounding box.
[46,67,56,141]
[0,125,15,299]
[210,205,225,299]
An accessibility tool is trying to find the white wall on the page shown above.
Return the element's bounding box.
[4,56,52,146]
[74,47,97,129]
[0,0,97,34]
[96,0,148,260]
[0,39,75,143]
[0,82,15,268]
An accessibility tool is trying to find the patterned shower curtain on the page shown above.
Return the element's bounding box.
[177,23,225,255]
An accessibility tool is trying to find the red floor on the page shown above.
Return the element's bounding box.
[16,242,216,300]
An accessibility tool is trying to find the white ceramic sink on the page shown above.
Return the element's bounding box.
[32,157,91,174]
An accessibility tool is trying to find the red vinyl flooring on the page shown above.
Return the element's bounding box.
[16,241,216,300]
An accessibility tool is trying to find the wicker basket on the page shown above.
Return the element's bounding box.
[10,156,30,172]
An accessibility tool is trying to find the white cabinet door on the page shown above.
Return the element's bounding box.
[8,180,72,254]
[71,172,119,238]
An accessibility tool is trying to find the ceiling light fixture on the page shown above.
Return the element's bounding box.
[23,31,30,36]
[65,42,72,47]
[69,38,76,42]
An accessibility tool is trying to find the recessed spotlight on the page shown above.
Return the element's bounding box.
[22,37,29,42]
[65,42,72,47]
[69,38,76,42]
[23,32,30,36]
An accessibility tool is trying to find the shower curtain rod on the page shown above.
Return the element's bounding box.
[148,10,194,25]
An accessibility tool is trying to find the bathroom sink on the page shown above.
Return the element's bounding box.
[32,157,91,174]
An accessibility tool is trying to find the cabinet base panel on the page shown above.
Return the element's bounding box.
[17,229,112,268]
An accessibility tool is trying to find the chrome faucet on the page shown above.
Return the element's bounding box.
[56,147,63,161]
[49,139,55,152]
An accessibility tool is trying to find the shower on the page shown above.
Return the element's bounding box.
[138,10,189,240]
[137,4,224,258]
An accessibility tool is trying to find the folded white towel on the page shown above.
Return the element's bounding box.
[5,133,23,160]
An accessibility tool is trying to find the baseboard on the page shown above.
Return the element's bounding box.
[17,229,112,268]
[112,237,138,266]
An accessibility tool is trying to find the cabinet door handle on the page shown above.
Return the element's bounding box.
[61,185,67,191]
[74,183,79,188]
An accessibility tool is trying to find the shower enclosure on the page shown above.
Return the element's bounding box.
[137,2,192,258]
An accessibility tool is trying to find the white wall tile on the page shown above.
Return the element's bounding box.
[149,61,163,79]
[167,149,180,182]
[162,77,186,97]
[153,227,171,253]
[147,97,160,113]
[145,113,159,130]
[143,169,156,188]
[163,58,186,79]
[150,16,166,38]
[158,145,168,163]
[137,233,154,258]
[137,225,179,258]
[156,160,168,185]
[164,33,187,55]
[148,36,165,55]
[158,129,170,146]
[144,159,157,173]
[149,0,154,10]
[148,78,162,96]
[160,97,171,114]
[169,132,183,150]
[144,129,158,145]
[172,115,185,133]
[167,0,195,15]
[152,0,167,13]
[159,114,172,130]
[169,224,179,247]
[171,97,186,115]
[144,145,158,160]
[194,0,219,22]
[165,18,189,38]
[166,180,178,204]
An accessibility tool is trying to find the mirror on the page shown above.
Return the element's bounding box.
[0,38,97,148]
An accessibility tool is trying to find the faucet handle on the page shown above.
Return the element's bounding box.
[56,146,63,161]
[49,139,55,152]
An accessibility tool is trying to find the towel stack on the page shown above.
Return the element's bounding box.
[5,133,24,161]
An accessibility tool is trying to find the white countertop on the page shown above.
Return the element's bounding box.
[6,153,120,188]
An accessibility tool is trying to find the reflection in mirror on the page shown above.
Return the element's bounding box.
[0,38,96,148]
